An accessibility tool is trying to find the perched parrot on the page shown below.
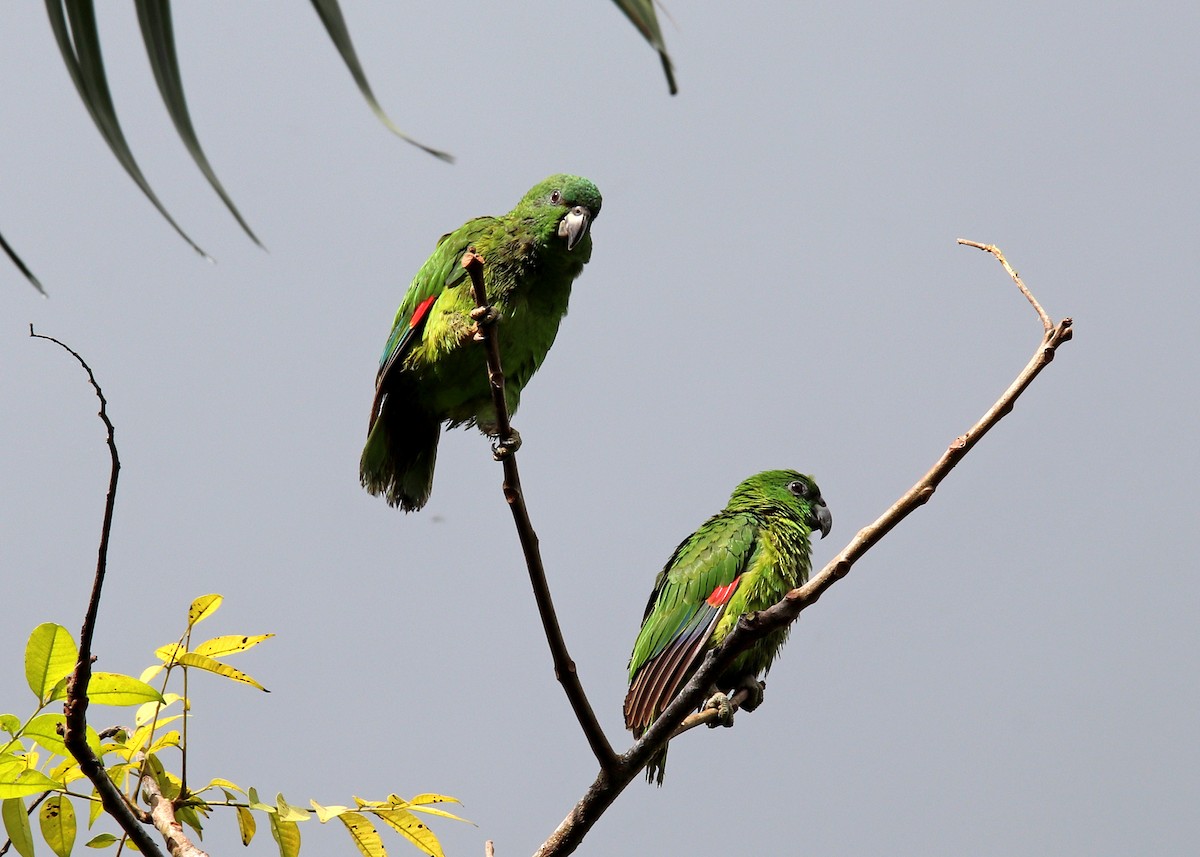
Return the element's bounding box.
[360,174,602,511]
[624,469,832,784]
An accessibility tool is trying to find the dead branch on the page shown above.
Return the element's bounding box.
[141,775,210,857]
[30,328,167,857]
[530,243,1074,857]
[461,251,617,770]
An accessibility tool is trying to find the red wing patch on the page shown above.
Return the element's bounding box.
[409,294,438,329]
[706,575,742,607]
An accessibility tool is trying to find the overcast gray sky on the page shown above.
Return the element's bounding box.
[2,3,1197,855]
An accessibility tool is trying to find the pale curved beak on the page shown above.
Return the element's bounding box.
[558,205,592,251]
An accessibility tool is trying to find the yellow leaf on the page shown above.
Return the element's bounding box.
[310,800,350,823]
[3,797,36,857]
[376,808,443,857]
[268,813,301,857]
[339,811,387,857]
[176,653,267,691]
[139,664,164,683]
[192,634,274,658]
[275,793,310,823]
[39,794,76,857]
[247,787,275,813]
[0,765,60,800]
[188,595,223,628]
[85,832,119,847]
[25,624,77,702]
[236,805,256,845]
[153,642,187,664]
[86,673,165,707]
[406,794,461,807]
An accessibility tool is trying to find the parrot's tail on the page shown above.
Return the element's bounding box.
[359,396,441,512]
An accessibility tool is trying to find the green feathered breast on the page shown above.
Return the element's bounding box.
[360,174,602,511]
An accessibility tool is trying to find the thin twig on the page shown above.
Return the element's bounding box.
[461,251,617,770]
[957,239,1052,331]
[531,243,1074,857]
[30,328,167,857]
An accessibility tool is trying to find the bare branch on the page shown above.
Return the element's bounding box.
[141,775,210,857]
[532,243,1074,857]
[29,328,165,857]
[461,251,617,770]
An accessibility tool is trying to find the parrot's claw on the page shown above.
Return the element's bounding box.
[703,691,735,728]
[470,305,501,328]
[492,428,522,460]
[736,677,766,712]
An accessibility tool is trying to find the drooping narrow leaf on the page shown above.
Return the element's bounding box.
[192,633,274,658]
[24,623,77,702]
[611,0,677,94]
[375,808,443,857]
[268,813,301,857]
[0,229,46,295]
[133,0,264,247]
[2,796,36,857]
[39,794,77,857]
[387,794,470,824]
[308,0,452,162]
[236,804,256,845]
[339,811,386,857]
[44,0,210,258]
[176,652,268,691]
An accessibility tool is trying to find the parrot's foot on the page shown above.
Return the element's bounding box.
[470,305,501,337]
[703,691,736,728]
[735,676,766,712]
[492,428,522,460]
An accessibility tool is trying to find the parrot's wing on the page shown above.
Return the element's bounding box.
[624,512,759,732]
[366,216,497,430]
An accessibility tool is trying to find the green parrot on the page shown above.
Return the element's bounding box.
[624,469,832,784]
[360,174,602,511]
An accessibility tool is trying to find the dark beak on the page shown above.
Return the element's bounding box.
[813,501,832,539]
[558,205,592,251]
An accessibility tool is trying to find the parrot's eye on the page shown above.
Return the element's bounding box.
[787,480,809,498]
[550,190,562,204]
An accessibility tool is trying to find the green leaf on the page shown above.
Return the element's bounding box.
[275,794,310,823]
[187,595,223,629]
[39,794,76,857]
[85,673,165,707]
[25,623,77,702]
[247,787,275,814]
[44,0,209,259]
[308,0,451,162]
[310,800,350,823]
[176,653,267,691]
[147,730,180,754]
[192,634,274,658]
[3,796,36,857]
[133,0,263,247]
[236,804,256,845]
[86,832,120,847]
[175,803,203,836]
[0,229,46,295]
[339,811,386,857]
[375,808,443,857]
[268,813,301,857]
[610,0,677,94]
[0,765,61,799]
[0,714,21,735]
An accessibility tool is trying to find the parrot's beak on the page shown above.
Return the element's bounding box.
[812,501,832,539]
[558,205,592,251]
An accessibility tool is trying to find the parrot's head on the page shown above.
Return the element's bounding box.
[522,174,602,252]
[734,470,832,540]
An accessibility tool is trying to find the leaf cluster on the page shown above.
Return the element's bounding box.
[1,595,466,857]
